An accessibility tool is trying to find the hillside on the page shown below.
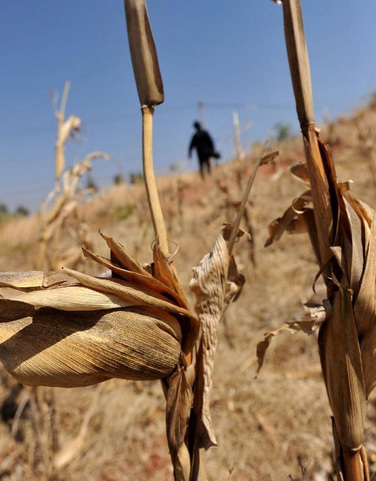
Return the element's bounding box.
[1,103,376,481]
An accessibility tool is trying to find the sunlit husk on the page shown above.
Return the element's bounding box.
[0,305,182,387]
[0,235,199,388]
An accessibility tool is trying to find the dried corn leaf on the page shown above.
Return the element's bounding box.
[359,325,376,398]
[100,232,151,276]
[318,282,366,450]
[83,247,186,308]
[189,228,244,449]
[0,297,35,321]
[342,197,367,294]
[350,210,375,333]
[166,366,193,453]
[256,302,328,376]
[62,267,191,318]
[343,191,373,230]
[0,271,71,289]
[290,162,310,185]
[152,242,188,305]
[265,190,312,247]
[2,286,132,311]
[82,244,198,355]
[354,213,376,396]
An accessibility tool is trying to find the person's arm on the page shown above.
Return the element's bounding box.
[188,136,195,158]
[207,132,214,152]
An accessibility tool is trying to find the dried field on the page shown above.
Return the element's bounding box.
[1,105,376,481]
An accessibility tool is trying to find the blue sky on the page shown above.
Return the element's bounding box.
[1,1,376,212]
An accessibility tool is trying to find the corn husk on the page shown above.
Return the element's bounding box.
[0,306,182,387]
[0,234,199,388]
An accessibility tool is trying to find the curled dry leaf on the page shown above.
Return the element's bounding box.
[265,189,313,247]
[256,300,329,376]
[189,227,245,449]
[0,234,199,388]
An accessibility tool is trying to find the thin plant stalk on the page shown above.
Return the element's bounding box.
[142,105,169,255]
[124,0,168,256]
[282,0,332,267]
[281,0,368,478]
[227,139,273,256]
[124,3,193,479]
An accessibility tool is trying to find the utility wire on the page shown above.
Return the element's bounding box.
[0,101,293,140]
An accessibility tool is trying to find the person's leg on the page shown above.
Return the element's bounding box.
[206,157,212,176]
[198,158,205,180]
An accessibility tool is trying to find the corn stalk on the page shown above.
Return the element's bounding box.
[263,1,375,478]
[124,0,168,256]
[123,4,273,480]
[0,3,255,480]
[37,151,111,271]
[123,1,204,478]
[54,81,82,193]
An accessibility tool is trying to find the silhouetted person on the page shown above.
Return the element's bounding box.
[188,121,220,180]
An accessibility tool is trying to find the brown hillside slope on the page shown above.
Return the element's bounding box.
[1,104,376,480]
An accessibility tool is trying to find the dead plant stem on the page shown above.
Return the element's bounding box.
[141,105,169,256]
[227,140,268,257]
[282,0,332,266]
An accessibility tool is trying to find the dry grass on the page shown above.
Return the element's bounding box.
[1,105,376,480]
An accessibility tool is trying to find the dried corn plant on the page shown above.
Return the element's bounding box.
[25,85,112,476]
[258,1,376,479]
[53,81,82,192]
[0,1,275,480]
[37,150,111,271]
[37,83,112,271]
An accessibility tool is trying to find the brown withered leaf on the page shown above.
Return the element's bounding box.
[61,267,197,338]
[100,232,152,276]
[151,241,189,308]
[1,285,132,311]
[341,197,366,293]
[318,280,366,450]
[166,365,193,454]
[0,271,72,289]
[82,247,186,308]
[256,303,328,377]
[261,150,279,165]
[265,190,312,247]
[290,163,310,185]
[352,211,376,336]
[354,213,376,396]
[189,228,244,449]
